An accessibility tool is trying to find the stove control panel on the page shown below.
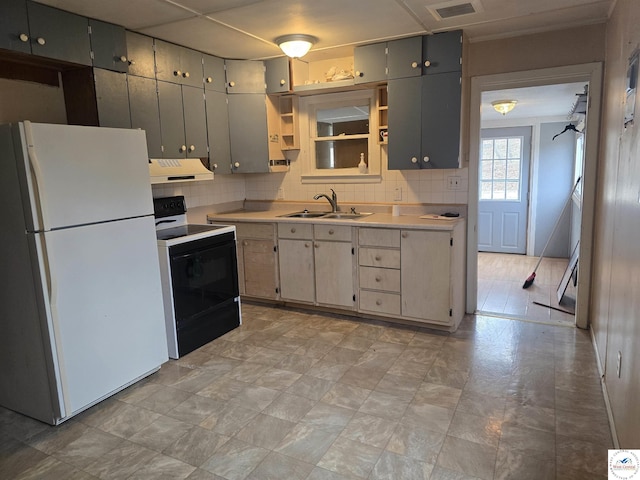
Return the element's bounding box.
[153,195,187,218]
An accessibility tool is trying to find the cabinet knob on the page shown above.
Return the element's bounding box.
[376,299,382,306]
[411,61,418,68]
[119,55,127,63]
[411,157,418,164]
[183,71,190,78]
[280,79,286,85]
[290,227,296,233]
[402,232,408,238]
[212,163,218,170]
[375,255,381,261]
[375,276,381,282]
[180,145,187,152]
[36,37,45,46]
[329,229,334,235]
[174,70,182,77]
[424,60,431,68]
[304,242,310,248]
[423,156,430,163]
[314,243,319,248]
[229,81,235,87]
[19,33,29,42]
[188,145,195,152]
[128,59,136,65]
[355,70,364,78]
[243,240,248,246]
[234,161,240,168]
[206,76,213,83]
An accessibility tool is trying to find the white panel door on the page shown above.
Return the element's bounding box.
[21,123,153,231]
[42,216,167,416]
[478,127,531,254]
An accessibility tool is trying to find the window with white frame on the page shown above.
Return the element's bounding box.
[480,136,524,200]
[301,90,381,183]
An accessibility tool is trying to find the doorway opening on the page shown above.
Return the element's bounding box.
[466,64,603,329]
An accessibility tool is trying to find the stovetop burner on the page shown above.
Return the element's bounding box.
[156,224,229,241]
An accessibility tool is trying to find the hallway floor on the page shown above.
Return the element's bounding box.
[477,252,576,327]
[0,304,610,480]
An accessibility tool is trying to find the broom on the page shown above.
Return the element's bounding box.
[522,176,581,289]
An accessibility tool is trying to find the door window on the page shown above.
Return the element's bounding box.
[480,136,523,200]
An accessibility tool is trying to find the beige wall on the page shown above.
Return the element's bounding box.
[592,0,640,448]
[0,78,67,125]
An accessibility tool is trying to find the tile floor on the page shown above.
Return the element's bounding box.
[477,252,576,327]
[0,303,611,479]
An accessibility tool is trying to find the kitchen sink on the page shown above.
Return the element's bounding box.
[278,211,330,218]
[321,212,373,220]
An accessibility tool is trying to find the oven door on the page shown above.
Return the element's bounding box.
[168,232,240,355]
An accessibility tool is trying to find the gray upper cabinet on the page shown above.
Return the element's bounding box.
[422,30,462,75]
[181,85,208,158]
[1,0,31,54]
[227,94,269,173]
[125,32,155,79]
[93,68,131,128]
[387,77,422,170]
[353,42,386,84]
[203,54,226,93]
[155,40,203,88]
[128,75,162,158]
[225,60,265,94]
[157,81,187,158]
[387,37,422,80]
[205,90,232,174]
[26,1,91,65]
[89,20,128,73]
[265,57,290,94]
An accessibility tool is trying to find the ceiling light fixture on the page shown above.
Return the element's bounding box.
[276,34,317,58]
[492,100,518,115]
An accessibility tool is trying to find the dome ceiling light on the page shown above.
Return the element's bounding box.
[276,34,317,58]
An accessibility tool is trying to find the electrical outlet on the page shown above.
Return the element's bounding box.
[393,187,402,201]
[447,176,462,190]
[617,351,622,378]
[277,187,285,200]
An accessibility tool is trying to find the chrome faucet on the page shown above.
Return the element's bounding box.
[314,188,339,212]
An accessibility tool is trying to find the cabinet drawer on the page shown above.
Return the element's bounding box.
[358,228,400,248]
[235,222,275,239]
[359,290,401,316]
[314,224,352,242]
[278,222,313,239]
[358,247,400,269]
[359,266,400,292]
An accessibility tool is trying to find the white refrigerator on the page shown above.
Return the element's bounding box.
[0,121,168,425]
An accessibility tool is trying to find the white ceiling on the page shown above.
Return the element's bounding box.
[35,0,613,61]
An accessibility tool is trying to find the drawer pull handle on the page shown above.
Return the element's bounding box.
[329,229,334,235]
[376,299,382,306]
[375,255,381,261]
[375,276,381,282]
[291,228,296,233]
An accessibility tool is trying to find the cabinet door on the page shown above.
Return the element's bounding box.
[157,80,186,158]
[315,241,354,308]
[423,30,462,75]
[93,68,131,128]
[387,77,421,170]
[225,60,265,94]
[128,75,162,158]
[0,0,31,54]
[354,42,387,84]
[126,31,155,79]
[401,230,451,324]
[421,72,461,169]
[181,86,207,158]
[26,1,91,65]
[203,54,226,93]
[278,239,315,303]
[180,47,203,88]
[155,40,183,84]
[387,37,422,80]
[227,94,269,173]
[265,57,290,94]
[241,238,278,299]
[89,20,128,73]
[205,90,232,174]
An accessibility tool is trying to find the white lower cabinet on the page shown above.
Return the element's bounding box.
[234,222,279,300]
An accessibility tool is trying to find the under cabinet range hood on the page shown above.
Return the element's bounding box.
[149,158,214,184]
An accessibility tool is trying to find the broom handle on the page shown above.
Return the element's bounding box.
[532,176,581,273]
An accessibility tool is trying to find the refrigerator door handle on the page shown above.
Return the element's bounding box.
[23,121,50,232]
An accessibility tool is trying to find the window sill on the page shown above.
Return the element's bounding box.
[301,173,382,184]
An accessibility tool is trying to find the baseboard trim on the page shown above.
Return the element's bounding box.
[590,327,619,448]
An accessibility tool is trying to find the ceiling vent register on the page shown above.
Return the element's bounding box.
[428,0,482,20]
